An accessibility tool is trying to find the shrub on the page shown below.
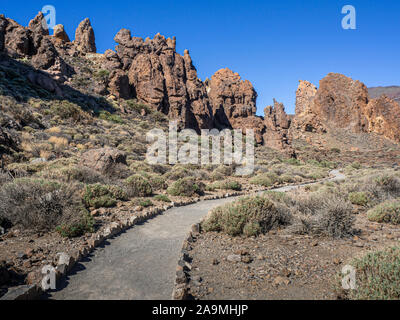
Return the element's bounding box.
[40,165,106,184]
[165,166,192,181]
[83,184,128,209]
[202,196,291,237]
[125,175,153,197]
[126,100,152,115]
[0,178,89,233]
[348,192,369,206]
[367,200,400,225]
[351,162,362,169]
[345,246,400,300]
[139,172,167,191]
[250,173,278,187]
[286,158,302,166]
[154,194,171,203]
[50,101,90,123]
[55,211,94,238]
[287,192,355,238]
[139,199,153,208]
[206,180,242,192]
[99,111,124,124]
[167,178,205,197]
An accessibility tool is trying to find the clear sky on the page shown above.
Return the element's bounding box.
[1,0,400,115]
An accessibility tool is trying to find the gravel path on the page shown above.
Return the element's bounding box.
[47,170,344,300]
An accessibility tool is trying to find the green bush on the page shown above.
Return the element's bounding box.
[250,173,279,187]
[56,211,94,238]
[345,246,400,300]
[139,199,153,208]
[99,111,124,124]
[83,184,128,209]
[202,196,291,237]
[367,200,400,225]
[348,192,369,206]
[206,180,242,192]
[167,178,205,197]
[125,175,153,197]
[126,100,152,115]
[139,172,167,191]
[153,194,171,203]
[351,162,362,169]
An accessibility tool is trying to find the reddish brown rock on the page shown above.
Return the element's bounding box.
[74,18,96,54]
[53,24,70,43]
[108,70,132,99]
[365,95,400,142]
[208,68,257,129]
[3,17,31,57]
[263,100,293,152]
[113,29,213,130]
[81,147,127,174]
[292,73,400,143]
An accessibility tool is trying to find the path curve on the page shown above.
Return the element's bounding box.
[47,170,344,300]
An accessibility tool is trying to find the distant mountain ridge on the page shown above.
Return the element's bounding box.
[368,86,400,102]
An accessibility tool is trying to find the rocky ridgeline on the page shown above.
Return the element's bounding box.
[291,73,400,143]
[1,12,400,152]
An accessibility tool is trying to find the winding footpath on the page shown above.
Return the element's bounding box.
[47,170,345,300]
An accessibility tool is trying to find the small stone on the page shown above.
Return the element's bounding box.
[241,256,253,264]
[227,254,242,263]
[274,276,290,286]
[311,241,319,247]
[212,258,219,265]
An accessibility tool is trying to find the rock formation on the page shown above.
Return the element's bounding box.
[74,18,96,54]
[104,29,214,130]
[292,73,400,143]
[53,24,70,43]
[264,100,293,152]
[0,12,297,153]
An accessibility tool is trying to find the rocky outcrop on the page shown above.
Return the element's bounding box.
[365,95,400,142]
[292,73,400,143]
[206,68,294,151]
[208,68,257,129]
[263,100,293,152]
[106,29,213,130]
[0,12,296,151]
[74,18,96,54]
[53,24,70,43]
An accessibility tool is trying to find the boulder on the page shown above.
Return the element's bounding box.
[81,147,127,174]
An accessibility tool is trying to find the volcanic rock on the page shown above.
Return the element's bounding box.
[74,18,96,54]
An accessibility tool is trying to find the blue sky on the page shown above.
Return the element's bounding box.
[2,0,400,114]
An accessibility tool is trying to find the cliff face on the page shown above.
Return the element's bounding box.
[292,73,400,143]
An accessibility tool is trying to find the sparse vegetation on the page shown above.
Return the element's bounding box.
[202,196,291,237]
[83,183,128,209]
[125,175,153,197]
[0,178,90,233]
[344,246,400,300]
[167,178,205,197]
[367,199,400,225]
[348,191,369,206]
